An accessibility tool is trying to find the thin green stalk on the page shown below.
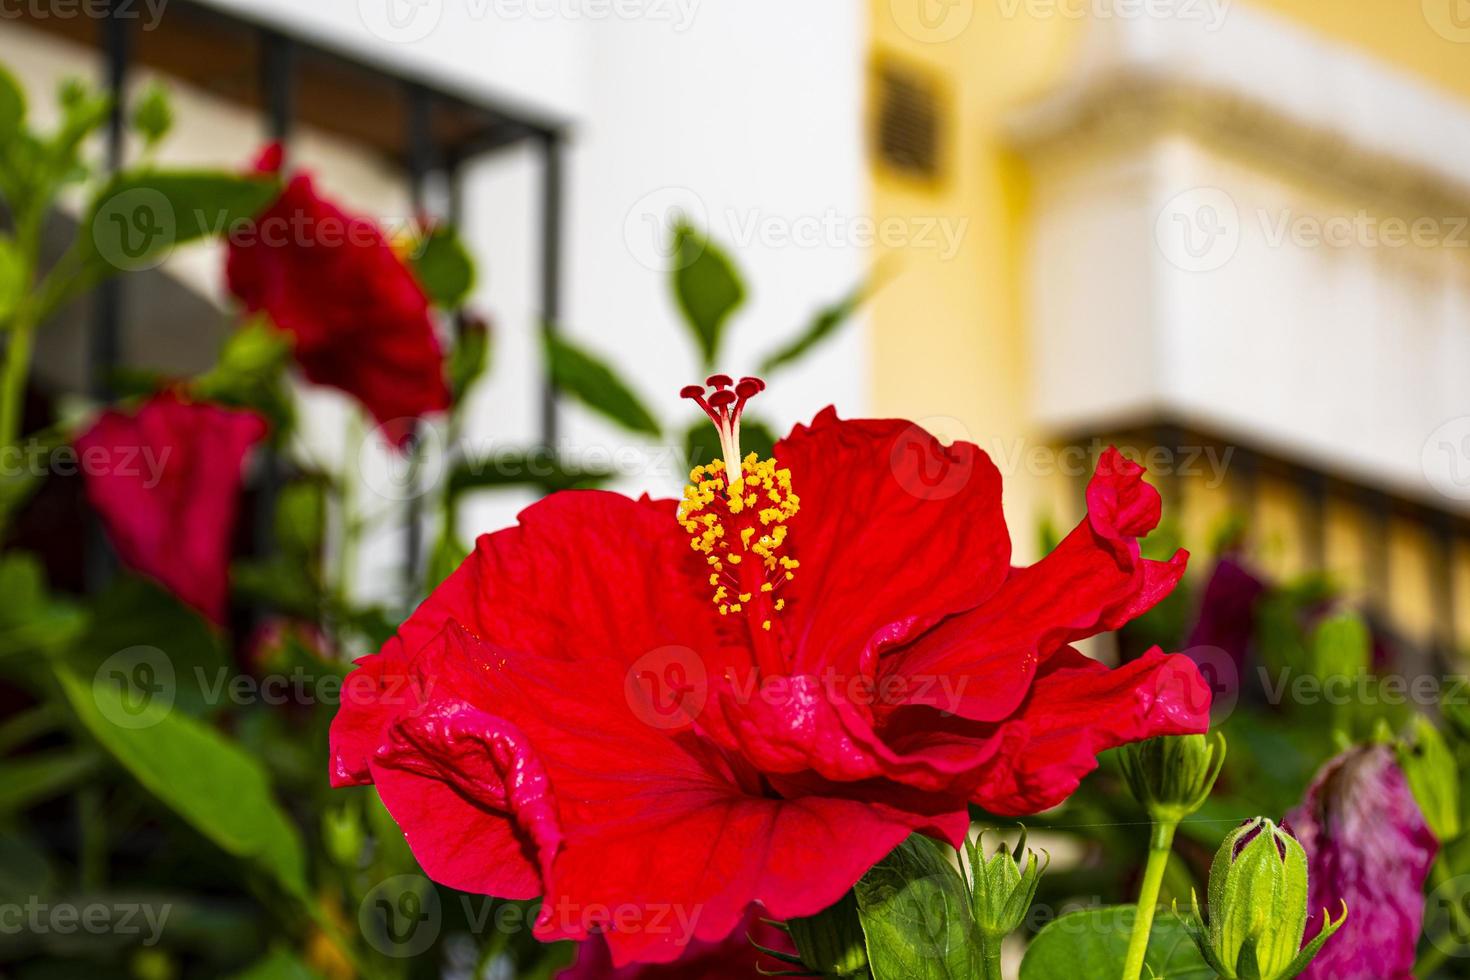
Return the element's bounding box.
[0,308,36,450]
[1122,820,1178,980]
[979,935,1003,980]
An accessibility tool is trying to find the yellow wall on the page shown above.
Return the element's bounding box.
[867,2,1469,647]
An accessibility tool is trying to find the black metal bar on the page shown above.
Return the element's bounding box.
[86,2,131,593]
[1300,468,1326,571]
[537,131,564,447]
[259,29,295,144]
[401,83,436,597]
[91,2,130,401]
[1431,512,1457,660]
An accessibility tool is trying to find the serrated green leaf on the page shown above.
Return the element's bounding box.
[759,278,868,374]
[55,665,308,898]
[854,835,980,979]
[542,329,660,437]
[671,220,745,368]
[412,225,476,308]
[1019,907,1213,980]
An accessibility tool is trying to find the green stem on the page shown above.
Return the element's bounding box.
[1122,819,1178,980]
[979,931,1004,980]
[0,308,36,450]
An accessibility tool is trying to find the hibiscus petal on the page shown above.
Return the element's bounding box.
[78,392,266,624]
[370,698,562,900]
[773,408,1010,673]
[1284,744,1437,980]
[556,906,796,980]
[967,646,1210,816]
[885,447,1186,722]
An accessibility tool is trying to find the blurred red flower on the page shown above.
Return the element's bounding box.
[225,143,448,447]
[330,393,1209,965]
[78,391,267,624]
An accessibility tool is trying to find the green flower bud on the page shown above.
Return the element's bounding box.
[1397,715,1461,842]
[963,828,1048,940]
[1119,731,1227,826]
[1186,817,1346,980]
[786,890,869,976]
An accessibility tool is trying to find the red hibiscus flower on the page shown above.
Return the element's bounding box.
[78,391,267,624]
[225,143,449,447]
[329,376,1209,965]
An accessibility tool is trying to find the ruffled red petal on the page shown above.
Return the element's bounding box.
[968,646,1210,815]
[883,447,1186,722]
[774,408,1009,673]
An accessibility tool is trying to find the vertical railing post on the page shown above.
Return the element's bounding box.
[401,83,435,599]
[537,130,563,448]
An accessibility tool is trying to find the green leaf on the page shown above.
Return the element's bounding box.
[449,315,491,403]
[412,225,476,308]
[55,665,308,897]
[275,479,326,566]
[0,551,86,659]
[0,749,101,813]
[759,278,869,374]
[428,528,471,591]
[671,220,745,368]
[79,169,278,276]
[0,64,25,141]
[226,949,322,980]
[1019,907,1214,980]
[542,329,661,437]
[1398,715,1461,842]
[194,319,295,429]
[449,447,614,498]
[130,81,173,147]
[854,835,981,979]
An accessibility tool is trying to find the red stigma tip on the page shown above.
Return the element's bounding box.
[735,378,762,398]
[706,374,733,389]
[680,385,705,399]
[707,389,737,409]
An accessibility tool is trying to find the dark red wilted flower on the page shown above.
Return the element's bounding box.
[1285,743,1438,980]
[78,391,267,624]
[225,143,449,447]
[1187,555,1266,671]
[557,907,795,979]
[330,380,1209,965]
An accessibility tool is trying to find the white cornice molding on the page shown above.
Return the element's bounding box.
[1005,3,1470,206]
